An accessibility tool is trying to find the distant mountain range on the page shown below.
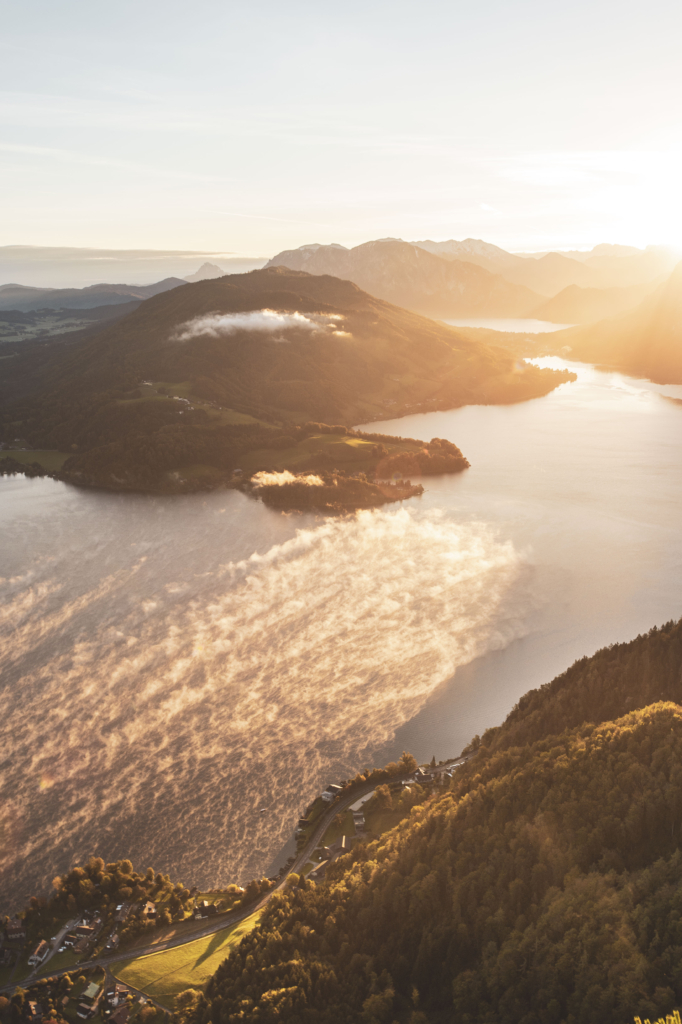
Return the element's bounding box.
[266,239,543,318]
[0,278,186,312]
[417,238,675,291]
[0,246,268,289]
[267,238,676,323]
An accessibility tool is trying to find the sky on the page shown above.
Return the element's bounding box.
[2,0,682,255]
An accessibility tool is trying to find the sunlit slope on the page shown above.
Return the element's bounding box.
[115,911,262,1008]
[184,619,682,1024]
[2,266,570,434]
[529,280,659,324]
[555,261,682,382]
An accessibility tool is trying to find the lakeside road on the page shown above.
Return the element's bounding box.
[1,755,473,996]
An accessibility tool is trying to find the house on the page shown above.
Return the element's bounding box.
[321,784,343,803]
[352,811,365,833]
[5,918,26,941]
[110,1008,130,1024]
[105,985,128,1009]
[331,835,350,856]
[115,903,131,924]
[82,984,101,1004]
[193,900,218,920]
[141,901,156,919]
[77,983,102,1019]
[26,1002,42,1020]
[28,940,50,966]
[73,937,89,955]
[75,923,95,938]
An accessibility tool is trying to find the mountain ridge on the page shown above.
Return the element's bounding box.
[0,277,187,312]
[266,239,543,317]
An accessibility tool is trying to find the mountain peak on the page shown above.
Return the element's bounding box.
[184,262,226,283]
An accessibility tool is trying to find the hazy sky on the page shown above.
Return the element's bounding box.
[3,0,682,254]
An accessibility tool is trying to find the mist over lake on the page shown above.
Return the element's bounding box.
[2,358,682,911]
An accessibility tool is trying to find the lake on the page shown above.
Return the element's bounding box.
[1,357,682,909]
[442,317,574,332]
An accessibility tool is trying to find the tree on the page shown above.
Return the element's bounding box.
[375,785,393,811]
[400,751,417,774]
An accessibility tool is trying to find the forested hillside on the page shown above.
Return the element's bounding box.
[176,619,682,1024]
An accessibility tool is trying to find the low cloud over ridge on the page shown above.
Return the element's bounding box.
[252,470,324,488]
[172,308,347,342]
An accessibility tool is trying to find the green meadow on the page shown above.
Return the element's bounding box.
[114,911,262,1008]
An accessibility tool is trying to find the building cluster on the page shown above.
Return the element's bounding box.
[297,759,465,883]
[55,915,104,957]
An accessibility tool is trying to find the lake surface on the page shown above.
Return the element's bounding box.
[2,357,682,909]
[443,317,573,332]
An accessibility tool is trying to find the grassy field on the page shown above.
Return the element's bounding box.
[237,430,427,476]
[2,449,70,470]
[117,382,270,428]
[114,911,262,1008]
[238,433,379,474]
[321,809,355,847]
[45,947,83,972]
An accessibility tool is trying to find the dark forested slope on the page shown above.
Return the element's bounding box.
[178,619,682,1024]
[478,619,682,757]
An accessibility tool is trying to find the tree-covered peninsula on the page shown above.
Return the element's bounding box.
[0,268,573,501]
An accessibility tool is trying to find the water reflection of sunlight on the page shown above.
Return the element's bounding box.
[526,356,682,406]
[0,506,531,910]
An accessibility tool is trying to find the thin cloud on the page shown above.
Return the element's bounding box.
[252,470,324,488]
[171,309,345,342]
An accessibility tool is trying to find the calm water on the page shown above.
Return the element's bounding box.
[443,317,574,332]
[1,358,682,910]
